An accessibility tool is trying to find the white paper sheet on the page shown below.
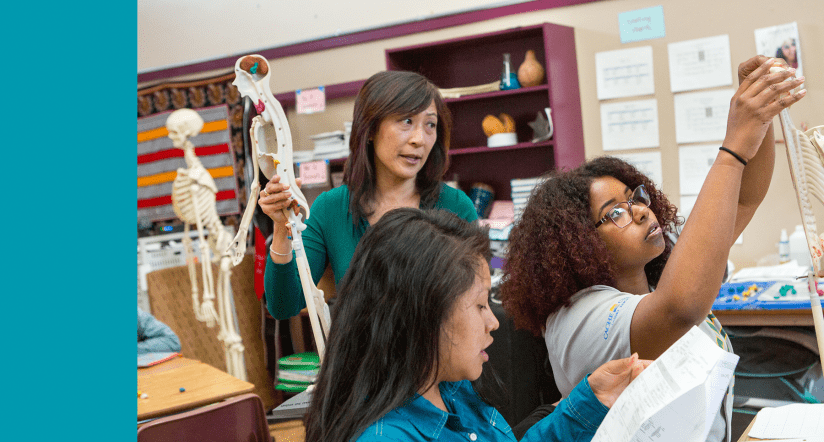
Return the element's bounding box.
[591,326,738,442]
[614,151,663,190]
[668,35,732,93]
[678,143,717,195]
[596,46,655,100]
[600,99,659,151]
[748,404,824,439]
[674,89,734,144]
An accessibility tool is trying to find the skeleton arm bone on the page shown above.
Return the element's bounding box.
[226,121,262,266]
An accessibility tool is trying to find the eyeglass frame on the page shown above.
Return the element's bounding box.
[594,185,651,228]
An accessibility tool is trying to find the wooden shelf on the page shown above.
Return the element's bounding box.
[444,84,549,104]
[450,140,552,156]
[385,22,583,200]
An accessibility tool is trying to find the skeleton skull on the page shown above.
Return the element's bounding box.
[166,108,205,148]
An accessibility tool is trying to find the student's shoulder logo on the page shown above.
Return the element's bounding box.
[603,296,630,340]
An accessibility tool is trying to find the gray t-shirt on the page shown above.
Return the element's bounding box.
[544,285,733,442]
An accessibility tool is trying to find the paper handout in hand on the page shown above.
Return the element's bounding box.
[591,326,738,442]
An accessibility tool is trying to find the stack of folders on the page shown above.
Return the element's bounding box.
[510,176,546,220]
[275,352,320,393]
[311,130,348,160]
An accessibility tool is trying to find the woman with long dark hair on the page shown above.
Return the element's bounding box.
[501,55,806,442]
[259,70,476,319]
[304,208,648,442]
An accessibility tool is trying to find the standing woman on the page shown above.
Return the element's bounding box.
[259,71,477,320]
[305,208,648,442]
[500,55,806,442]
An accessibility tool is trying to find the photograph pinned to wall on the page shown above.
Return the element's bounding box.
[754,22,802,80]
[600,98,659,151]
[595,46,655,100]
[673,88,735,144]
[614,151,663,191]
[667,34,732,93]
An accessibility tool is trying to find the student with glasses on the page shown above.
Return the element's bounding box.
[500,55,806,442]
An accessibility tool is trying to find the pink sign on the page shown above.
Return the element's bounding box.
[296,86,326,114]
[299,160,329,186]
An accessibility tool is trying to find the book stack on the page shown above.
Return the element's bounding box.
[311,130,348,160]
[275,352,320,393]
[510,176,546,220]
[293,150,314,164]
[343,121,352,152]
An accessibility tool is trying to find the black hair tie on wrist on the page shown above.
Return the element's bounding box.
[719,146,748,166]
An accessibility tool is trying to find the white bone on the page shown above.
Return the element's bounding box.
[231,54,331,363]
[166,108,247,381]
[777,101,824,376]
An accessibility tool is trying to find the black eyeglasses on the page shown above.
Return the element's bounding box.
[594,185,651,228]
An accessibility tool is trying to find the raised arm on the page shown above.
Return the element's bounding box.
[732,56,796,240]
[631,56,806,359]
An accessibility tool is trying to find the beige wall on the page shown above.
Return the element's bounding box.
[140,0,822,269]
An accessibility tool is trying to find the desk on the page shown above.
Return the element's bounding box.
[714,309,818,326]
[737,416,760,441]
[714,280,824,326]
[138,356,255,421]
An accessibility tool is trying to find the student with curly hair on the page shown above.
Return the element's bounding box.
[304,208,649,442]
[500,55,806,442]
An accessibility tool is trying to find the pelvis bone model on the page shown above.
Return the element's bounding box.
[773,65,824,374]
[166,108,247,381]
[230,54,332,362]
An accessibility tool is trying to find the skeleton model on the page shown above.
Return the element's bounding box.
[166,109,247,381]
[228,54,332,363]
[773,65,824,375]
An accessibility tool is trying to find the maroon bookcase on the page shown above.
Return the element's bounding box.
[385,23,584,200]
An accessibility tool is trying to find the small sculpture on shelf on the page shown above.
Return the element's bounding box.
[482,113,517,147]
[528,107,554,143]
[518,49,545,87]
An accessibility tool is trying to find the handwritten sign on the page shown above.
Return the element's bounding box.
[298,160,329,186]
[619,5,666,44]
[296,86,326,114]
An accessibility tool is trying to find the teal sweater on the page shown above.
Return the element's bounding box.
[264,183,478,319]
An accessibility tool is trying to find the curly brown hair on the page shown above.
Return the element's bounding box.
[500,156,682,336]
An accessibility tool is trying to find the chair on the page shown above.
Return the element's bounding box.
[137,393,273,442]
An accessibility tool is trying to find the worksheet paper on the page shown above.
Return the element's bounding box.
[614,151,663,190]
[591,326,739,442]
[674,89,734,144]
[678,143,717,195]
[748,404,824,440]
[668,35,732,93]
[596,46,655,100]
[600,99,659,151]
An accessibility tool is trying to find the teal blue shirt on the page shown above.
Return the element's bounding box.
[356,376,608,442]
[264,183,478,319]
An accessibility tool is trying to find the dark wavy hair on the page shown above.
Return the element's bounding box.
[343,70,452,222]
[304,208,491,442]
[500,156,682,336]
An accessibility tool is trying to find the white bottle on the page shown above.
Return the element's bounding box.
[788,225,812,269]
[779,228,790,263]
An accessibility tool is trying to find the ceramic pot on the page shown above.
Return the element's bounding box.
[517,50,545,87]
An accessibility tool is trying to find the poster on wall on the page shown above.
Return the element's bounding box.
[595,46,655,100]
[754,22,802,80]
[673,88,734,144]
[614,151,663,190]
[667,35,732,93]
[600,99,659,151]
